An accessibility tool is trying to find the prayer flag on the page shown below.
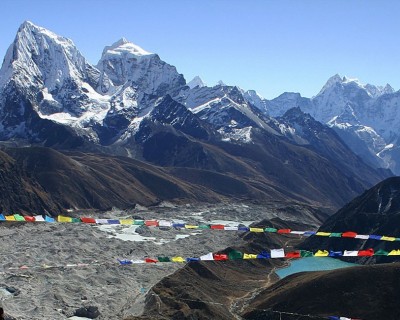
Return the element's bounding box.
[342,231,357,238]
[120,219,133,225]
[45,216,55,223]
[358,248,374,257]
[34,215,45,222]
[249,227,264,233]
[171,256,186,263]
[224,226,238,231]
[213,254,229,261]
[228,250,243,260]
[58,215,72,223]
[159,220,172,227]
[243,253,258,259]
[14,214,25,221]
[200,253,214,261]
[210,224,224,230]
[185,225,199,229]
[270,249,285,258]
[314,250,329,257]
[277,229,291,234]
[329,233,342,238]
[145,220,158,227]
[343,250,358,257]
[316,232,331,236]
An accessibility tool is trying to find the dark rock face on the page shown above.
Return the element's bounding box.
[301,177,400,262]
[243,263,400,320]
[74,306,100,319]
[0,146,223,214]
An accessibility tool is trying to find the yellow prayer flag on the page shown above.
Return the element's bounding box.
[171,256,186,263]
[249,228,264,233]
[243,253,258,259]
[381,236,396,242]
[314,250,329,257]
[388,250,400,256]
[5,215,16,221]
[58,215,72,223]
[120,219,133,225]
[316,232,331,237]
[185,225,199,229]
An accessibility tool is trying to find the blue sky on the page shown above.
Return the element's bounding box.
[1,0,399,99]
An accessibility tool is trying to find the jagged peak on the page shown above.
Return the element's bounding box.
[318,74,344,94]
[216,80,226,86]
[245,89,264,99]
[318,74,395,98]
[16,20,74,46]
[101,38,152,57]
[187,76,206,89]
[383,83,395,94]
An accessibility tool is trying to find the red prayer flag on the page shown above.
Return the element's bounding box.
[213,254,228,261]
[81,217,96,224]
[342,231,357,238]
[358,248,374,257]
[145,220,159,227]
[210,224,225,230]
[277,229,291,234]
[24,216,35,222]
[145,258,158,263]
[285,251,301,258]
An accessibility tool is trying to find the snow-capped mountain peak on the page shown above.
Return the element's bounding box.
[98,38,185,95]
[318,74,343,94]
[187,76,206,89]
[318,74,395,98]
[101,37,152,58]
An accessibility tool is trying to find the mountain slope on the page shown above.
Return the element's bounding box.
[243,263,400,320]
[253,75,400,174]
[301,176,400,260]
[0,146,268,214]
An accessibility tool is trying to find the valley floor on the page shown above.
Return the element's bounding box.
[0,202,321,320]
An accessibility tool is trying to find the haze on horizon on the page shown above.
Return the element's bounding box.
[0,0,399,99]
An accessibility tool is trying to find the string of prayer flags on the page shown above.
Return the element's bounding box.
[2,214,400,245]
[114,245,400,266]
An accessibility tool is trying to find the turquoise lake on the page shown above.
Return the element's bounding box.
[276,257,358,278]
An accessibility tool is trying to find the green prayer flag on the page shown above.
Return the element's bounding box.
[264,227,277,233]
[14,214,25,221]
[71,218,80,223]
[157,257,171,262]
[198,224,210,229]
[134,220,145,225]
[300,250,313,257]
[375,249,389,256]
[329,233,342,237]
[228,249,243,260]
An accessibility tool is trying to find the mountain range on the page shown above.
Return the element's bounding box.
[248,75,400,174]
[0,21,394,213]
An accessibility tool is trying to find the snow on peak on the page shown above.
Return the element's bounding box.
[187,76,206,89]
[318,74,395,98]
[101,38,152,57]
[0,20,93,91]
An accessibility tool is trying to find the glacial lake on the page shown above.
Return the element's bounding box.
[276,257,358,278]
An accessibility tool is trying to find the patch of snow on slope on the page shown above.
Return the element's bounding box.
[219,126,253,143]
